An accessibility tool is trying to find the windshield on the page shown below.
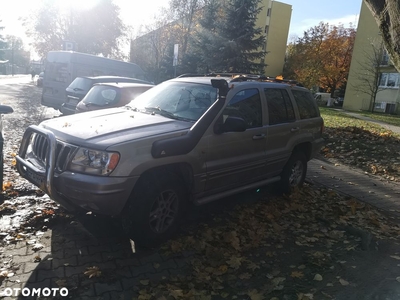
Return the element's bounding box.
[128,81,218,122]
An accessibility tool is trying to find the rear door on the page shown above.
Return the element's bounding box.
[264,87,298,177]
[205,87,267,192]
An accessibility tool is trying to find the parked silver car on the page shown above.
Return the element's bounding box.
[16,74,324,246]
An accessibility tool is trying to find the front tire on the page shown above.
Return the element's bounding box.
[279,152,307,194]
[121,172,186,247]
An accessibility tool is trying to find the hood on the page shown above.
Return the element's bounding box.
[40,108,192,148]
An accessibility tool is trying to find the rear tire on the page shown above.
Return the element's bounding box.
[279,152,307,194]
[121,172,186,248]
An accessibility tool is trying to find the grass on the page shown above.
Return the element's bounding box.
[319,107,392,133]
[319,106,400,127]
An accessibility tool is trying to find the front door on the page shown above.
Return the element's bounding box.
[205,88,267,193]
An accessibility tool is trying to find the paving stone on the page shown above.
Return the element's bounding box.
[88,244,113,255]
[121,276,145,290]
[146,270,170,282]
[23,278,51,290]
[64,246,89,258]
[52,256,78,268]
[36,267,65,282]
[174,257,190,268]
[113,266,132,278]
[139,252,163,264]
[77,253,103,265]
[8,247,27,256]
[154,259,178,271]
[24,262,43,274]
[115,257,141,268]
[14,271,37,284]
[130,263,155,277]
[94,281,122,295]
[69,283,96,298]
[64,265,87,277]
[101,290,135,300]
[10,255,33,265]
[4,280,22,289]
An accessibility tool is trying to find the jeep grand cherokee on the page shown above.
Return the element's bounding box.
[16,74,324,246]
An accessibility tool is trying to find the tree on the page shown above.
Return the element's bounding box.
[130,9,177,83]
[2,36,30,69]
[23,0,125,59]
[283,22,356,93]
[0,20,6,60]
[364,0,400,72]
[193,0,266,73]
[351,38,386,112]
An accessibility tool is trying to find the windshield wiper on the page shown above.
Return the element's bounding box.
[144,107,179,120]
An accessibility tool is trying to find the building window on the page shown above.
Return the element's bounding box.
[381,49,390,65]
[265,25,269,34]
[379,72,400,88]
[267,8,271,16]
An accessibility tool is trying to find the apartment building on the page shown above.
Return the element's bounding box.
[344,1,400,114]
[256,0,292,77]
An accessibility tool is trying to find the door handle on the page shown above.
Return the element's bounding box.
[252,134,266,140]
[290,127,300,133]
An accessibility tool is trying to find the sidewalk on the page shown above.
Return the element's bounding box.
[307,158,400,216]
[335,109,400,135]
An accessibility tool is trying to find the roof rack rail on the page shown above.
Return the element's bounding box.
[176,73,304,87]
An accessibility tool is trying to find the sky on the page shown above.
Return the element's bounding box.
[0,0,362,57]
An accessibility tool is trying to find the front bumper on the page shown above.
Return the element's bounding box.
[16,125,139,216]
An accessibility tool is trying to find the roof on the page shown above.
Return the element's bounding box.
[93,82,154,88]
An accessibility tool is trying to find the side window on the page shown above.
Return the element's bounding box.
[291,90,318,119]
[222,88,262,129]
[265,88,295,125]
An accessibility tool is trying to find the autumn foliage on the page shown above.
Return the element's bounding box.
[283,22,356,94]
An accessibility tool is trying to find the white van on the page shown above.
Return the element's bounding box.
[41,51,147,111]
[314,92,331,106]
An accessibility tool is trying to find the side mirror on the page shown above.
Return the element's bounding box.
[215,116,246,134]
[0,105,13,114]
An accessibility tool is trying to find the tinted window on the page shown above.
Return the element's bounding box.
[82,86,120,107]
[222,89,262,128]
[291,90,318,119]
[265,88,295,125]
[68,77,93,92]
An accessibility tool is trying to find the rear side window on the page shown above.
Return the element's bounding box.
[82,86,120,106]
[223,88,262,128]
[265,88,295,125]
[291,90,318,119]
[68,77,92,92]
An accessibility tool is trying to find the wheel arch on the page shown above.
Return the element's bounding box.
[292,142,312,161]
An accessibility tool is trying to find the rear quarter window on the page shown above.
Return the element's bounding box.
[291,90,318,119]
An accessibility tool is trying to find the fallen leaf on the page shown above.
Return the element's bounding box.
[313,274,323,281]
[339,278,349,286]
[291,271,304,278]
[139,279,149,286]
[32,243,44,251]
[247,289,264,300]
[84,266,101,278]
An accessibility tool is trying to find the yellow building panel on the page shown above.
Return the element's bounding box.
[256,0,292,77]
[344,1,400,113]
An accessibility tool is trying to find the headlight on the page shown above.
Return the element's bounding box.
[68,148,120,175]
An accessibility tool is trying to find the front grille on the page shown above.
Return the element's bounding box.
[31,134,76,172]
